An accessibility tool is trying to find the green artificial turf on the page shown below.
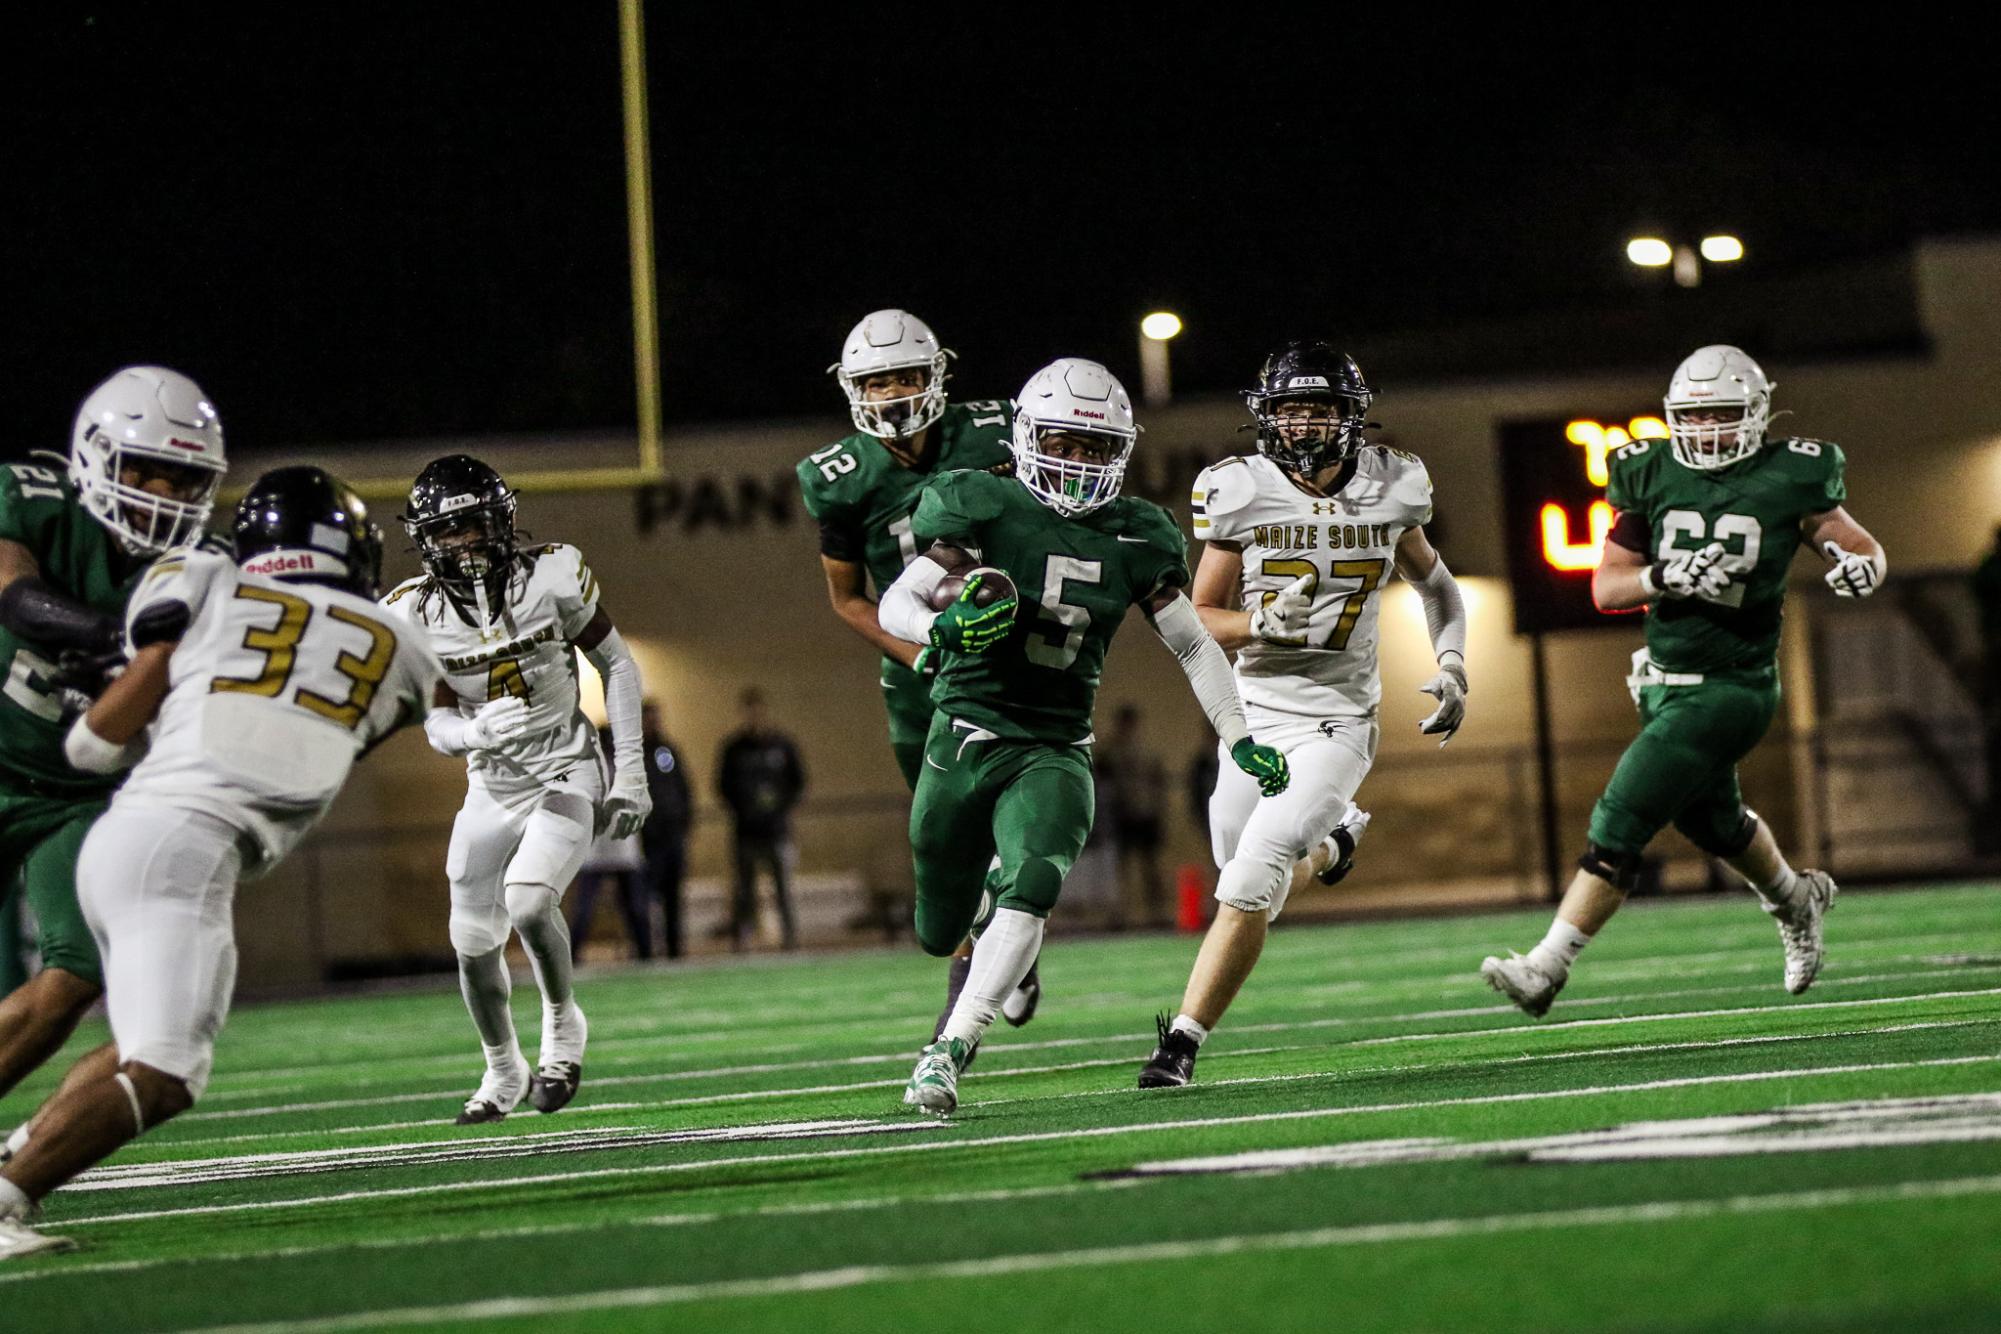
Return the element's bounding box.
[1,883,1997,1332]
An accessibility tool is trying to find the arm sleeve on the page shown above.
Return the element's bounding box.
[1410,552,1468,666]
[1607,508,1650,553]
[551,546,603,640]
[878,554,948,643]
[585,626,646,784]
[817,516,865,563]
[0,579,120,652]
[1150,593,1249,749]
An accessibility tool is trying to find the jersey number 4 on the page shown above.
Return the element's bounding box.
[210,587,397,730]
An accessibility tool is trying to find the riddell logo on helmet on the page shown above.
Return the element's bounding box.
[1072,408,1107,421]
[241,551,333,577]
[167,437,208,451]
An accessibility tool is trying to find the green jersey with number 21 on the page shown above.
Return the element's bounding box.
[1607,434,1846,675]
[0,462,139,793]
[911,468,1189,744]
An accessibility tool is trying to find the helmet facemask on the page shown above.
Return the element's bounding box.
[72,426,225,554]
[408,502,517,598]
[837,352,950,441]
[1666,395,1768,470]
[1011,423,1134,517]
[1248,393,1370,476]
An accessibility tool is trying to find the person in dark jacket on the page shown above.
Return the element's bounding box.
[639,702,692,958]
[716,689,806,950]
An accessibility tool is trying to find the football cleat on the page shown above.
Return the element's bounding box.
[1480,951,1563,1018]
[903,1037,974,1116]
[530,1003,588,1113]
[0,1215,75,1261]
[1769,869,1837,994]
[454,1054,529,1125]
[1001,957,1042,1027]
[1137,1014,1199,1089]
[1314,807,1373,887]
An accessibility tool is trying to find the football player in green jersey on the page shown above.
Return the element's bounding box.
[797,310,1037,1041]
[0,367,226,1113]
[877,357,1290,1115]
[1481,346,1884,1017]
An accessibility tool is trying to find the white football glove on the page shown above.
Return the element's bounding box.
[599,771,652,839]
[1650,542,1731,601]
[1822,540,1880,598]
[1247,573,1315,643]
[465,695,536,751]
[1417,657,1468,748]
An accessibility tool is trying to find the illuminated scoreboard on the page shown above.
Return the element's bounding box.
[1495,414,1666,634]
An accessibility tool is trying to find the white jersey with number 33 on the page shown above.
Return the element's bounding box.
[380,543,603,789]
[1192,446,1434,723]
[112,549,441,870]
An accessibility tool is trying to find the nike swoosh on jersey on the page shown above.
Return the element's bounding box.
[1116,535,1149,543]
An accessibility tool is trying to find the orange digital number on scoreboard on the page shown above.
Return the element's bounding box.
[1539,416,1667,572]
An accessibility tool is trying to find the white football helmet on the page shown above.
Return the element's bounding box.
[830,309,952,441]
[1011,358,1137,516]
[1664,345,1772,471]
[70,365,227,553]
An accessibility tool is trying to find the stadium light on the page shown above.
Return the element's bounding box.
[1700,234,1745,263]
[1626,238,1673,268]
[1138,312,1182,409]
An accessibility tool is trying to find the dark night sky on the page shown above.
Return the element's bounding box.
[7,8,1997,456]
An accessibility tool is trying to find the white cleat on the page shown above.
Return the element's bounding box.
[1770,870,1837,994]
[0,1215,75,1260]
[1480,951,1563,1018]
[454,1054,530,1125]
[903,1038,972,1117]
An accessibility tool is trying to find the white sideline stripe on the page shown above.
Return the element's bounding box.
[51,1052,2001,1228]
[114,1018,1991,1159]
[180,1173,2001,1332]
[202,931,1996,1089]
[0,1181,1144,1288]
[175,980,2001,1125]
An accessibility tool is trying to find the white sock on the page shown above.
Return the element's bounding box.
[1170,1015,1209,1047]
[1525,920,1592,979]
[4,1124,28,1158]
[942,908,1045,1046]
[482,1040,524,1073]
[0,1178,30,1221]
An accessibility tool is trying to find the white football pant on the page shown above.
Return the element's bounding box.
[78,806,245,1101]
[447,766,604,957]
[1210,715,1376,919]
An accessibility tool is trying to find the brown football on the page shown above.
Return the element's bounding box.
[927,565,1018,612]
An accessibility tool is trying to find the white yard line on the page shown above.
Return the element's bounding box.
[48,1051,2001,1227]
[179,1173,2001,1332]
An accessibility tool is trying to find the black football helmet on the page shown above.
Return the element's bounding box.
[233,466,386,598]
[402,455,518,597]
[1243,342,1375,476]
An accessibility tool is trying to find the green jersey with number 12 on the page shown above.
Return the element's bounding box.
[0,462,140,795]
[1606,434,1846,675]
[911,469,1189,744]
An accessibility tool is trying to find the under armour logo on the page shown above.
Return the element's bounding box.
[1310,502,1341,516]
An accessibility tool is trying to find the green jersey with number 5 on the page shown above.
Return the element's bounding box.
[796,401,1017,600]
[1606,434,1846,674]
[911,468,1189,744]
[0,461,141,794]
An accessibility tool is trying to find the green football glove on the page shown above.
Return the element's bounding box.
[1231,737,1290,797]
[928,574,1017,655]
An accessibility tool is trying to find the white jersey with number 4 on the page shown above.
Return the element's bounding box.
[380,543,603,791]
[113,548,441,870]
[1191,446,1434,724]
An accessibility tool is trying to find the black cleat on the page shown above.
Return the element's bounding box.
[1001,958,1042,1027]
[1137,1014,1199,1089]
[527,1063,581,1113]
[454,1098,510,1126]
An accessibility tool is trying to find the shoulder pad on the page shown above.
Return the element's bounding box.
[1192,455,1259,519]
[381,575,428,608]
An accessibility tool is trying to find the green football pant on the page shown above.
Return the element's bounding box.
[881,658,934,793]
[0,787,107,987]
[908,715,1094,957]
[1587,672,1779,861]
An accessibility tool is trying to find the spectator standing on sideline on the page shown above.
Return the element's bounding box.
[569,791,649,960]
[1099,706,1170,925]
[640,701,692,958]
[717,689,806,950]
[1972,526,2001,845]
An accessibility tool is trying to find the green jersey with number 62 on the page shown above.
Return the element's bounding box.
[1607,434,1846,674]
[912,469,1189,744]
[796,401,1017,599]
[0,461,142,794]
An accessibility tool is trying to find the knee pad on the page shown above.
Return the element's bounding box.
[1215,854,1286,918]
[450,903,510,957]
[1679,807,1758,858]
[504,881,560,932]
[1578,841,1643,892]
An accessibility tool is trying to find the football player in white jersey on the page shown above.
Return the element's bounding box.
[1138,343,1470,1088]
[0,468,439,1259]
[382,456,651,1125]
